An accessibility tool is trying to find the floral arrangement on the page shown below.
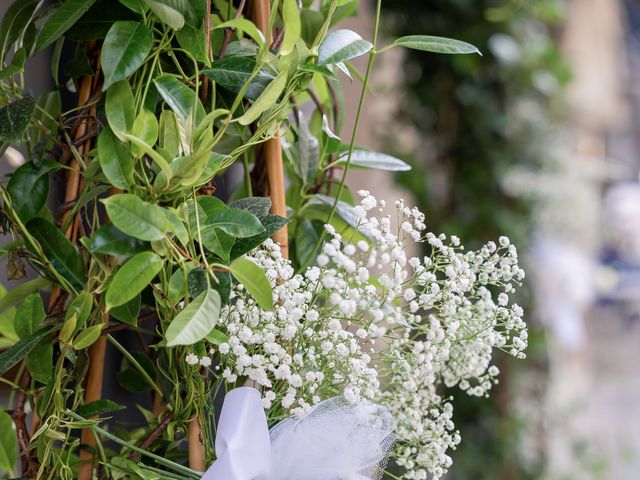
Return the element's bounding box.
[0,0,526,479]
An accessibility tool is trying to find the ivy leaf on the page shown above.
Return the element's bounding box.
[0,96,35,144]
[102,194,170,241]
[280,0,301,55]
[165,289,221,346]
[34,0,98,53]
[101,21,152,90]
[0,326,53,376]
[238,71,288,125]
[335,150,411,171]
[76,399,126,418]
[88,223,149,256]
[228,257,274,311]
[106,251,163,310]
[392,35,481,55]
[26,218,86,290]
[207,208,265,238]
[0,409,17,476]
[13,293,45,339]
[105,80,135,141]
[203,56,275,101]
[6,160,59,222]
[72,324,103,349]
[98,126,134,189]
[317,29,372,66]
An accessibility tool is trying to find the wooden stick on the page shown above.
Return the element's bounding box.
[253,0,289,258]
[188,417,206,472]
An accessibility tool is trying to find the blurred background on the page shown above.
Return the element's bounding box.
[3,0,640,479]
[342,0,640,478]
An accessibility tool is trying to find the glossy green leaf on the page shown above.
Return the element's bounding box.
[201,227,234,262]
[281,0,301,55]
[101,21,152,90]
[230,214,288,260]
[300,8,323,45]
[76,399,126,418]
[119,0,148,14]
[106,251,163,309]
[102,194,170,241]
[203,57,275,101]
[13,293,45,339]
[228,257,274,310]
[88,223,149,256]
[26,218,86,290]
[0,95,35,144]
[98,126,134,189]
[213,18,265,46]
[207,208,265,238]
[0,277,49,315]
[7,160,59,222]
[176,25,208,64]
[335,149,411,171]
[110,294,140,325]
[162,207,189,245]
[130,109,159,157]
[165,289,221,346]
[73,324,103,349]
[105,80,135,141]
[0,0,39,63]
[228,197,271,219]
[34,0,98,52]
[300,194,368,243]
[154,75,204,122]
[205,328,228,345]
[143,0,196,29]
[65,0,140,41]
[295,218,323,267]
[159,110,180,157]
[188,267,207,298]
[392,35,481,55]
[0,326,53,376]
[0,409,17,476]
[237,70,287,125]
[66,292,93,330]
[26,343,52,383]
[0,285,18,348]
[124,133,173,180]
[317,29,372,66]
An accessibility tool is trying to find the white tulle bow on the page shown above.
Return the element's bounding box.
[202,387,395,480]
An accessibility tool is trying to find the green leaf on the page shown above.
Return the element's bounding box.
[300,194,368,243]
[159,110,180,157]
[317,29,372,66]
[392,35,481,55]
[295,218,323,267]
[0,0,39,63]
[0,96,35,144]
[98,126,134,189]
[188,267,207,298]
[203,56,275,101]
[280,0,300,55]
[0,409,17,476]
[13,293,45,339]
[335,149,411,171]
[26,343,52,383]
[176,25,208,64]
[228,257,273,311]
[66,292,93,330]
[110,294,140,325]
[31,90,61,144]
[0,277,49,315]
[106,251,163,310]
[165,289,221,346]
[76,399,125,418]
[65,0,140,41]
[119,0,148,14]
[162,207,189,245]
[0,47,26,80]
[237,70,287,125]
[230,214,288,260]
[297,112,320,183]
[124,133,173,180]
[34,0,98,53]
[6,160,59,222]
[116,351,156,392]
[201,227,234,262]
[0,326,53,376]
[205,328,228,345]
[228,197,271,219]
[88,223,149,256]
[154,75,204,122]
[208,208,264,238]
[26,218,86,290]
[105,80,135,141]
[130,109,159,157]
[73,324,103,349]
[213,18,265,46]
[143,0,196,29]
[102,194,170,241]
[101,21,152,90]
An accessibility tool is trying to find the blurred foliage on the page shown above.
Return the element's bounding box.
[382,0,571,478]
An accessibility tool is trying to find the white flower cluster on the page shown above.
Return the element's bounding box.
[192,192,527,478]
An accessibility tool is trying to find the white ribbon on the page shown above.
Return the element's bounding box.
[202,388,395,480]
